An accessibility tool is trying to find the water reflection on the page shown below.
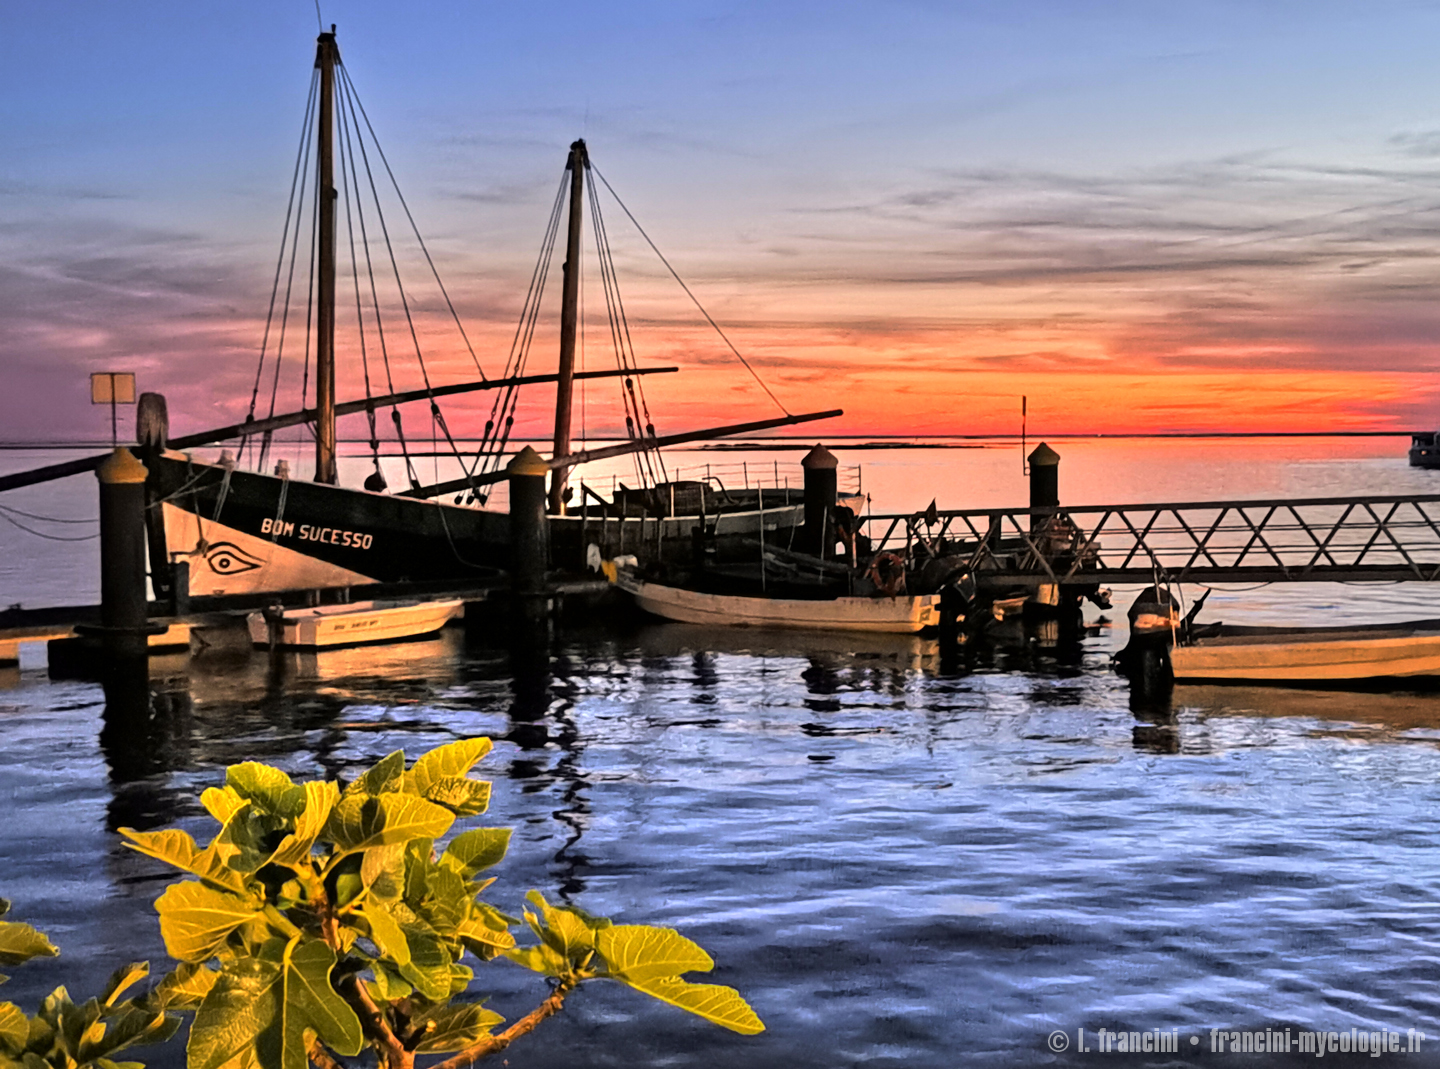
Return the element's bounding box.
[505,625,593,901]
[46,610,1440,1069]
[99,655,192,831]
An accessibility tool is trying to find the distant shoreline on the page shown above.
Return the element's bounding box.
[0,430,1415,451]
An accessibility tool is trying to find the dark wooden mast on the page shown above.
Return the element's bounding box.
[549,139,588,513]
[314,28,339,485]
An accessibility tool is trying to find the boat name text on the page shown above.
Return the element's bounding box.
[260,518,374,549]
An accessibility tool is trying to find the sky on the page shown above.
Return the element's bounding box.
[5,0,1440,444]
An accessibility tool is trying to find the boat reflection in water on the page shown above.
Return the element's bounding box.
[1129,682,1440,757]
[631,622,944,673]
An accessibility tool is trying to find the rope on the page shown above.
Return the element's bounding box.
[339,66,486,380]
[263,74,320,424]
[587,178,668,488]
[0,509,98,542]
[248,72,318,428]
[591,163,790,417]
[335,77,385,481]
[0,503,94,524]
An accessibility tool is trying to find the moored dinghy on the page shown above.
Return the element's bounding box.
[615,572,941,634]
[247,598,464,649]
[1170,619,1440,683]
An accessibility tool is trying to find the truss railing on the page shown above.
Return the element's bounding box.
[860,494,1440,584]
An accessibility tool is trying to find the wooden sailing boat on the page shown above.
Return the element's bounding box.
[120,28,842,599]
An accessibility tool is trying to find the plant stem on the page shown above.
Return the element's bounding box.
[430,983,573,1069]
[348,977,410,1068]
[307,1037,346,1069]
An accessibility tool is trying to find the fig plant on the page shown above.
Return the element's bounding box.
[1,739,761,1068]
[1,898,182,1068]
[109,738,763,1068]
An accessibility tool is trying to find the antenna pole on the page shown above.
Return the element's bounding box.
[314,28,339,485]
[549,139,588,513]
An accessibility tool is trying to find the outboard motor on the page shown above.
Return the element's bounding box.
[1114,585,1179,700]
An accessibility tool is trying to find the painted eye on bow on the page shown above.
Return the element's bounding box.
[205,542,263,575]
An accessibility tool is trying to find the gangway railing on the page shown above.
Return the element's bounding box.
[860,494,1440,585]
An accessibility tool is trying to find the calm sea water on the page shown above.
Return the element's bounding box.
[5,437,1440,1067]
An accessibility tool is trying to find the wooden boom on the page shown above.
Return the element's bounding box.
[405,408,845,499]
[0,366,677,494]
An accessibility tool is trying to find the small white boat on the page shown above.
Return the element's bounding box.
[616,574,940,633]
[247,598,464,649]
[1171,622,1440,683]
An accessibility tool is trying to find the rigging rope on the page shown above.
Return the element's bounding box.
[586,173,666,488]
[247,71,318,429]
[334,77,384,484]
[339,66,486,381]
[590,164,790,417]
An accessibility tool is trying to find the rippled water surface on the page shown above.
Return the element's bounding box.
[6,438,1440,1067]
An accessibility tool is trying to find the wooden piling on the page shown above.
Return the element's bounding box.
[1028,442,1060,530]
[802,443,838,557]
[97,448,150,649]
[508,446,551,627]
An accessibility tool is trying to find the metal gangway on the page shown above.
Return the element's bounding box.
[860,493,1440,587]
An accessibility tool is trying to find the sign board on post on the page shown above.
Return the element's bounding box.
[91,372,137,445]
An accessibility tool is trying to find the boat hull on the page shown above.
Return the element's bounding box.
[1411,433,1440,468]
[618,575,940,633]
[246,598,463,648]
[152,453,508,596]
[150,451,832,597]
[1172,628,1440,682]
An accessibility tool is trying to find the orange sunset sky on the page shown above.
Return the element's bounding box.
[5,1,1440,444]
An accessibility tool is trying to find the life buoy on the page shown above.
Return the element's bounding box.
[866,551,907,597]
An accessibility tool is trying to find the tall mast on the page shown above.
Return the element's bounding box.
[314,28,339,485]
[549,139,588,513]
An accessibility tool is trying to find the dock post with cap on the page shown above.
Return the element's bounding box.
[508,446,552,628]
[802,443,838,558]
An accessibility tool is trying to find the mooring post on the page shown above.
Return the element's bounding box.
[135,391,186,614]
[508,446,551,627]
[1028,442,1060,530]
[802,443,838,557]
[97,447,150,657]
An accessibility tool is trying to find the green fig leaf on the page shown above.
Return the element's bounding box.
[85,1006,180,1059]
[226,764,306,819]
[344,751,406,797]
[410,738,493,798]
[325,793,454,853]
[154,883,264,964]
[616,976,764,1035]
[362,904,409,968]
[395,924,452,1002]
[187,957,281,1069]
[359,843,406,902]
[199,786,247,826]
[0,921,58,967]
[144,963,219,1011]
[0,1003,26,1054]
[270,781,340,868]
[366,962,412,1002]
[503,943,570,978]
[99,962,149,1008]
[454,903,516,957]
[412,1002,505,1054]
[418,868,470,932]
[119,828,246,893]
[596,924,713,983]
[279,940,363,1063]
[439,828,511,879]
[526,891,606,963]
[423,777,492,817]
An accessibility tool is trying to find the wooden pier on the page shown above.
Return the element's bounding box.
[861,492,1440,588]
